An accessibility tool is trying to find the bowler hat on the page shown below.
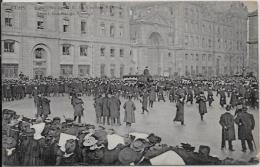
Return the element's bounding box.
[118,147,138,165]
[130,139,146,152]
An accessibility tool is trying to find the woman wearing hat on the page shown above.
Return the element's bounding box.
[196,92,207,121]
[174,95,185,125]
[123,95,136,127]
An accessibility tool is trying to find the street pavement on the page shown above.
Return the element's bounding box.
[2,92,259,161]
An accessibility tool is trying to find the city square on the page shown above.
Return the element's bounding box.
[2,1,259,166]
[2,92,259,161]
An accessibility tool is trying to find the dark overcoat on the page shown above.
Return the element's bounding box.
[219,112,236,141]
[174,99,184,122]
[196,96,207,115]
[235,111,255,140]
[123,100,136,123]
[42,97,51,116]
[94,97,103,118]
[71,97,84,117]
[102,97,110,117]
[109,96,121,118]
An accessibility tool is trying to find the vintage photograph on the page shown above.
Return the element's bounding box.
[1,1,259,165]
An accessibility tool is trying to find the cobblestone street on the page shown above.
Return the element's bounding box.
[3,92,259,161]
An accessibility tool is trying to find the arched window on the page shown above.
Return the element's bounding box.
[119,25,124,37]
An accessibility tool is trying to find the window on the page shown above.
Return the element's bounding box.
[119,25,124,37]
[168,52,171,57]
[119,6,123,17]
[208,54,211,61]
[63,18,69,32]
[110,24,115,37]
[35,48,45,59]
[37,21,44,29]
[191,53,194,60]
[196,54,199,61]
[62,2,69,9]
[110,64,115,77]
[196,66,199,74]
[100,23,105,35]
[110,48,115,57]
[184,8,188,16]
[80,2,88,12]
[2,64,18,78]
[4,40,15,52]
[202,66,206,74]
[78,65,90,76]
[184,36,188,46]
[100,47,105,56]
[185,65,189,76]
[120,64,124,77]
[110,5,115,16]
[191,65,194,75]
[62,45,70,55]
[100,64,105,76]
[185,53,188,60]
[60,65,73,77]
[80,46,88,56]
[202,38,205,48]
[36,12,45,29]
[202,54,206,61]
[81,21,86,34]
[5,18,12,27]
[120,49,124,57]
[208,39,211,48]
[100,4,105,15]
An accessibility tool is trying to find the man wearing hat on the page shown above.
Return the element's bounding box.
[234,106,255,152]
[219,87,226,108]
[196,92,207,121]
[123,95,136,127]
[207,87,214,106]
[219,105,235,151]
[108,92,121,125]
[71,93,84,123]
[94,94,103,124]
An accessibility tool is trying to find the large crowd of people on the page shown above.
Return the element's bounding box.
[2,74,259,165]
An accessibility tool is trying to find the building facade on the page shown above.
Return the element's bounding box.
[2,2,249,79]
[247,10,258,78]
[130,1,248,77]
[2,2,132,79]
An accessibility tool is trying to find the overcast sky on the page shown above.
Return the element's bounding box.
[244,1,258,12]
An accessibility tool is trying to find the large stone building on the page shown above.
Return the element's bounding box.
[2,2,249,79]
[130,1,248,77]
[2,2,132,79]
[247,10,258,78]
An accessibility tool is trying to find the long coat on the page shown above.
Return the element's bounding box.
[219,91,226,105]
[235,111,255,140]
[102,97,110,117]
[35,96,43,116]
[196,96,207,115]
[109,96,121,119]
[230,92,238,107]
[71,97,84,117]
[123,100,136,123]
[219,112,236,141]
[94,97,103,118]
[149,91,156,102]
[42,97,51,116]
[174,99,184,122]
